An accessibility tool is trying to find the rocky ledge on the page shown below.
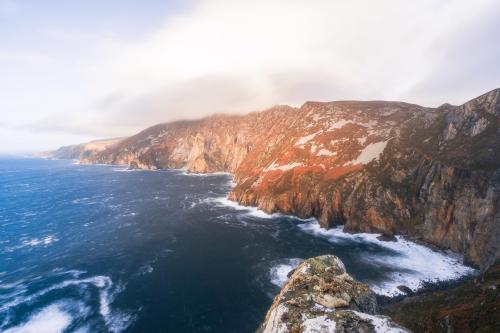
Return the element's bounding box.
[258,255,410,333]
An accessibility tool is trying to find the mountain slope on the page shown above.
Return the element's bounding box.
[38,138,123,160]
[84,106,297,172]
[74,89,499,270]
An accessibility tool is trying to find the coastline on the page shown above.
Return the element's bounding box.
[89,158,479,296]
[38,157,480,298]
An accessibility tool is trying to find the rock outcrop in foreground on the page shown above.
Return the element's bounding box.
[46,88,500,271]
[258,255,410,333]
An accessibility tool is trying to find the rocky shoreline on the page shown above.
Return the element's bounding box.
[45,88,500,273]
[39,163,494,332]
[258,255,499,333]
[258,255,410,332]
[42,89,499,331]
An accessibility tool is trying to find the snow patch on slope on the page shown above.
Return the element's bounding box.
[295,133,321,146]
[264,162,304,172]
[316,149,336,157]
[327,119,351,131]
[347,141,387,165]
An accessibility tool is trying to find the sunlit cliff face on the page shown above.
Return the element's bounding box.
[64,87,499,271]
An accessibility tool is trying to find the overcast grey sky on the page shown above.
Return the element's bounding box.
[1,0,499,153]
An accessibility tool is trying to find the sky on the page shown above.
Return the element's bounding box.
[0,0,499,153]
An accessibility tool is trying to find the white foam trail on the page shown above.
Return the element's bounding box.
[270,258,303,287]
[104,312,135,333]
[3,303,72,333]
[5,235,59,252]
[207,197,279,219]
[298,220,476,296]
[0,275,132,332]
[207,197,315,221]
[112,168,145,172]
[73,327,91,333]
[180,170,232,177]
[0,276,112,312]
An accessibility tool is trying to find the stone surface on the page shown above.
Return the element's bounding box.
[257,255,410,333]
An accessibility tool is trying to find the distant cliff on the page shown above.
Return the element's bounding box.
[39,138,123,160]
[49,89,500,271]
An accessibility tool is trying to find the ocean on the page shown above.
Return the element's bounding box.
[0,158,475,332]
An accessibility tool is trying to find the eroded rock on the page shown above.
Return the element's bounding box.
[257,255,410,333]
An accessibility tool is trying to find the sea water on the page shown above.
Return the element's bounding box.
[0,158,475,332]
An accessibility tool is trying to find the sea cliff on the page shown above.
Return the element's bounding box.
[46,88,500,271]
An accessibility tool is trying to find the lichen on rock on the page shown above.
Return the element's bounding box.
[257,255,410,333]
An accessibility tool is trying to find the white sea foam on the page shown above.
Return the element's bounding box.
[3,303,72,333]
[270,258,303,287]
[138,265,154,275]
[104,311,135,333]
[73,326,91,333]
[112,167,148,172]
[0,275,111,313]
[206,197,318,223]
[207,197,282,219]
[5,235,59,252]
[298,220,476,296]
[23,235,58,247]
[0,274,132,332]
[180,171,232,177]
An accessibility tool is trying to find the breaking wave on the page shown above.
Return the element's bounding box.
[269,258,304,287]
[0,273,133,333]
[298,220,476,296]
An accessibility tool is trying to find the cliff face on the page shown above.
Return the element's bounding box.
[84,106,297,172]
[38,138,123,160]
[257,255,410,332]
[76,89,499,270]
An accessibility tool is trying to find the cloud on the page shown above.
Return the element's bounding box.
[399,3,500,104]
[76,0,499,135]
[0,51,53,66]
[6,0,500,150]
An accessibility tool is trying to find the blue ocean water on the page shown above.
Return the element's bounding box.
[0,158,474,333]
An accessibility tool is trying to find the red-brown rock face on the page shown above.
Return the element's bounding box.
[83,105,298,172]
[69,89,500,271]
